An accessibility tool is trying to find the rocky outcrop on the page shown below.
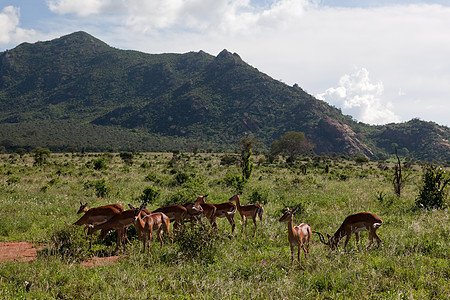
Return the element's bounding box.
[316,117,373,157]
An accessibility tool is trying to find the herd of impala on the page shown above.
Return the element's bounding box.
[73,192,383,268]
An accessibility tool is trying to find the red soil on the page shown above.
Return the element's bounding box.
[0,242,37,262]
[0,242,124,267]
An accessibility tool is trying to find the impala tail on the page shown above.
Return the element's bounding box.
[227,206,237,215]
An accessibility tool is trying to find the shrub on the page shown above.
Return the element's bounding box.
[416,165,449,209]
[86,157,108,170]
[93,179,111,198]
[174,226,223,264]
[140,186,161,205]
[50,225,90,260]
[119,152,134,166]
[220,155,238,166]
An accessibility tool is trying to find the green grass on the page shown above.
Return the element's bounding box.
[0,153,449,299]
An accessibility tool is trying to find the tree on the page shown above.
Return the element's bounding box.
[393,147,403,197]
[15,148,27,158]
[119,152,134,166]
[270,131,315,163]
[416,165,449,209]
[33,147,51,166]
[240,137,255,182]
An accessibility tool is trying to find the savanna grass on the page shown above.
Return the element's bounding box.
[0,153,448,299]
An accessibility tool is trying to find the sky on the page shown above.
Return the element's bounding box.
[1,0,449,127]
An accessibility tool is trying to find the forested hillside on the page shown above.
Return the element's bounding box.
[1,32,449,161]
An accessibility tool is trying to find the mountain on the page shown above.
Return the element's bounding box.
[1,31,449,161]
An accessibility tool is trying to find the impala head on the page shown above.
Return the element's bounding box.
[131,203,146,223]
[278,207,298,222]
[195,195,208,204]
[77,201,88,214]
[228,192,241,202]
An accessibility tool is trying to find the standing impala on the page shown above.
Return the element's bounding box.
[194,195,216,227]
[182,200,204,228]
[313,212,383,250]
[131,204,173,256]
[229,193,263,236]
[279,207,311,269]
[153,204,187,230]
[195,195,236,234]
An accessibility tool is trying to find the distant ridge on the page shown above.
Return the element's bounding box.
[1,31,449,161]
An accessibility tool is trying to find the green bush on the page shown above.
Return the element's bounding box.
[140,186,161,205]
[416,165,449,209]
[86,157,108,170]
[174,226,223,264]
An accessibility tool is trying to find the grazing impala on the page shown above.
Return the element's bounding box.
[131,204,173,256]
[73,201,122,236]
[279,208,311,269]
[87,207,139,252]
[229,192,263,236]
[195,195,237,234]
[77,201,124,215]
[153,204,187,229]
[313,212,383,250]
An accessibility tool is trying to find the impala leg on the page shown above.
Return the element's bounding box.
[226,215,235,234]
[367,229,378,249]
[147,231,152,256]
[355,232,360,250]
[373,230,382,248]
[298,245,303,269]
[304,240,309,262]
[158,229,164,247]
[343,234,351,249]
[115,229,122,253]
[252,218,257,237]
[290,245,295,266]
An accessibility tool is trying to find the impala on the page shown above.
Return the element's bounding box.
[279,207,311,269]
[194,195,217,227]
[87,207,139,252]
[229,192,263,235]
[153,204,187,229]
[195,195,237,234]
[73,202,122,236]
[77,201,124,215]
[131,204,173,256]
[182,200,204,228]
[75,201,132,246]
[313,212,383,250]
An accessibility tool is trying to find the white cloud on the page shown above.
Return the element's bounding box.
[316,68,400,125]
[45,0,313,33]
[46,0,106,17]
[0,6,35,45]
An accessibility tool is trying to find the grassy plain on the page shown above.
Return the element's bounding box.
[0,152,448,299]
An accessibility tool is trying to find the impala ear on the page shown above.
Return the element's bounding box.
[204,194,208,198]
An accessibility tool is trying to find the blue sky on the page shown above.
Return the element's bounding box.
[1,0,449,126]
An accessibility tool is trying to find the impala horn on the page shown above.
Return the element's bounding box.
[312,231,328,245]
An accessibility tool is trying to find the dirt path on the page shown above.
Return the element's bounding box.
[0,242,37,262]
[0,242,124,267]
